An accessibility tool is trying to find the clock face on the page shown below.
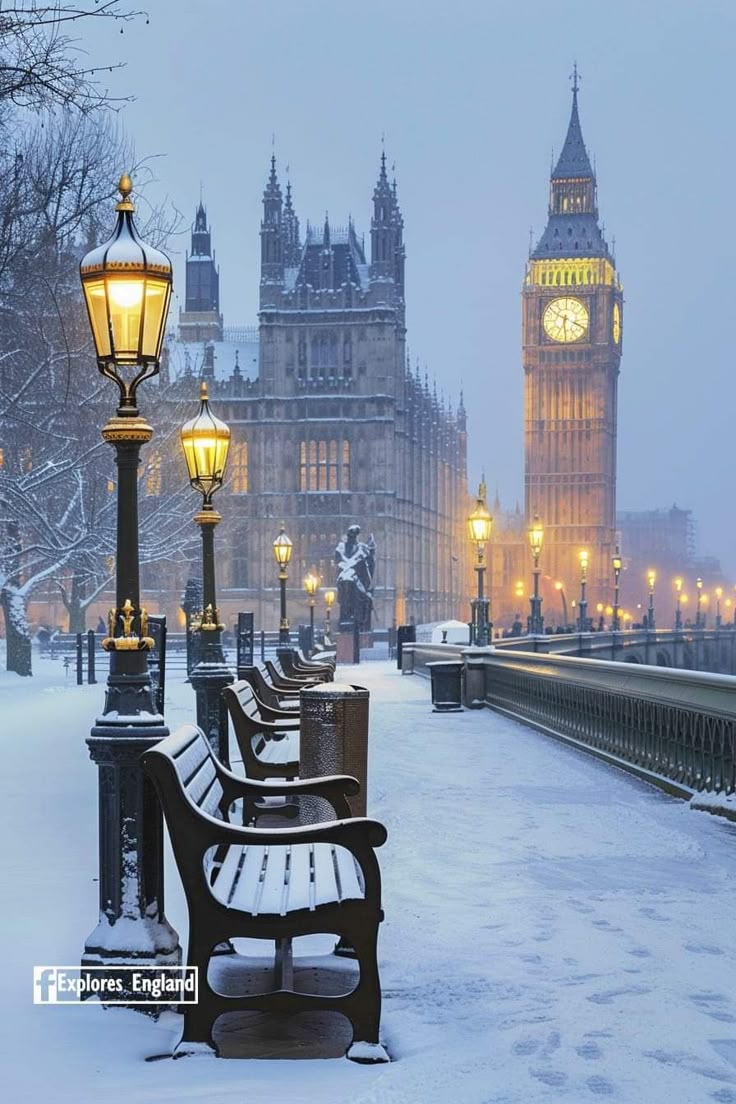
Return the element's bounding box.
[612,302,621,344]
[542,296,589,343]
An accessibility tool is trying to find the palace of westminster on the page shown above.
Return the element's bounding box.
[26,80,727,634]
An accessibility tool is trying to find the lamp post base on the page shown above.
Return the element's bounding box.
[190,658,234,768]
[84,707,181,980]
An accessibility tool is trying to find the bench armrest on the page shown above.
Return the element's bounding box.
[218,766,359,818]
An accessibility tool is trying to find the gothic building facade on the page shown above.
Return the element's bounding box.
[170,155,469,632]
[521,77,623,611]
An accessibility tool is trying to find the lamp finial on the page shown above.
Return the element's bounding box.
[200,380,209,401]
[116,173,134,212]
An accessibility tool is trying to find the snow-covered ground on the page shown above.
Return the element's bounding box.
[3,657,736,1103]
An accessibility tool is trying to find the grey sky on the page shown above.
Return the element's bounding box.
[88,0,735,574]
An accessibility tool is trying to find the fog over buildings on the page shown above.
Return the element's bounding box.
[87,0,735,574]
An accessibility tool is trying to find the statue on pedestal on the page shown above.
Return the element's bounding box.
[334,525,376,632]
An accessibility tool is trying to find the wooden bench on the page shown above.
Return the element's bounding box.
[223,681,301,781]
[240,664,301,713]
[278,648,334,681]
[265,658,324,692]
[142,724,389,1063]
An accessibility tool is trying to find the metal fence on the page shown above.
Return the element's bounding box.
[403,643,736,798]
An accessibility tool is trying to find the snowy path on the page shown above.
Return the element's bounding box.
[3,659,736,1102]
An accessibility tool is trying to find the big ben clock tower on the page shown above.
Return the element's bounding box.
[523,71,622,611]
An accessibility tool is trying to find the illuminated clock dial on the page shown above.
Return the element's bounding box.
[542,296,589,343]
[612,301,621,344]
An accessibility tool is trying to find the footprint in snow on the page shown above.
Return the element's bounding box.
[686,942,725,956]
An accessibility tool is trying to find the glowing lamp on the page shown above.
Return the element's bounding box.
[468,480,492,544]
[528,515,544,558]
[180,382,231,504]
[80,175,172,406]
[324,589,336,609]
[273,526,293,569]
[304,571,320,598]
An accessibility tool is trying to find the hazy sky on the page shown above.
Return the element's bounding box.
[87,0,734,573]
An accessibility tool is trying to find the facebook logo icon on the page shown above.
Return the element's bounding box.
[33,967,58,1004]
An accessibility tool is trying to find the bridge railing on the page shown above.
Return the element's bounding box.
[402,642,736,799]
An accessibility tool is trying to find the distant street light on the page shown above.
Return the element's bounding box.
[647,569,656,631]
[273,527,293,645]
[527,515,544,635]
[578,549,589,632]
[696,577,704,629]
[674,577,683,632]
[180,380,233,763]
[612,547,622,632]
[468,480,492,645]
[303,570,320,651]
[555,580,568,629]
[324,588,336,638]
[715,586,723,630]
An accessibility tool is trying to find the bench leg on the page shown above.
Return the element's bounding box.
[345,924,389,1064]
[173,932,220,1059]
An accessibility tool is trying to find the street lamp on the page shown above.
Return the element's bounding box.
[324,588,336,638]
[555,581,568,629]
[578,549,589,632]
[273,526,293,644]
[612,547,622,632]
[468,479,493,645]
[180,381,233,764]
[674,577,683,632]
[527,515,544,635]
[303,570,320,651]
[79,175,179,976]
[696,577,704,629]
[715,586,723,630]
[646,569,656,631]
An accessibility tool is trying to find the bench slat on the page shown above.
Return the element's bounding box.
[312,840,339,907]
[210,842,245,901]
[333,845,364,901]
[174,732,210,784]
[253,733,299,765]
[256,845,289,916]
[284,843,312,913]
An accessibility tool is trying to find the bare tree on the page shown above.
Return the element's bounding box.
[0,107,184,674]
[0,1,146,114]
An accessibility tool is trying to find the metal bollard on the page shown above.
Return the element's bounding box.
[76,633,83,685]
[87,629,96,685]
[299,683,369,820]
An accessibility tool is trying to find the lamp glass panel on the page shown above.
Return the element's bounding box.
[107,275,145,362]
[83,279,112,359]
[468,513,492,543]
[141,278,171,359]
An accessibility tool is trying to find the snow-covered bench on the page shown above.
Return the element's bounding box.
[223,681,300,781]
[142,724,389,1063]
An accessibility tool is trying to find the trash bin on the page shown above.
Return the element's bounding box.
[427,660,463,712]
[396,624,416,669]
[299,682,369,820]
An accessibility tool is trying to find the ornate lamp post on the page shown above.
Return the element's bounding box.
[273,526,293,644]
[646,569,656,631]
[578,549,589,632]
[696,577,704,629]
[180,382,233,764]
[303,570,320,651]
[612,547,622,632]
[715,586,723,630]
[79,175,180,974]
[324,588,336,637]
[468,480,493,646]
[674,577,683,632]
[554,581,568,629]
[527,515,544,635]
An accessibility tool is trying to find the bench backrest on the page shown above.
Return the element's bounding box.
[146,724,226,821]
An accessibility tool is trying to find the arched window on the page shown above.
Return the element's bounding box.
[342,439,351,488]
[230,440,248,493]
[299,438,350,491]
